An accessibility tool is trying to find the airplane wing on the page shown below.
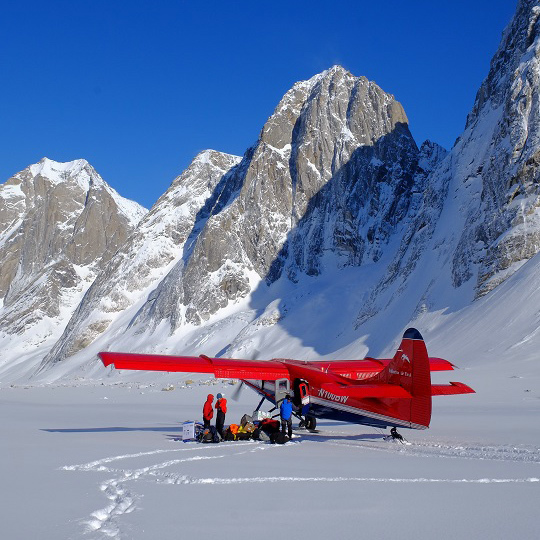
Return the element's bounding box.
[98,352,290,380]
[364,357,456,371]
[99,351,462,387]
[306,356,456,379]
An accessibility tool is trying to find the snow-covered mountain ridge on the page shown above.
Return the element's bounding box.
[2,0,540,383]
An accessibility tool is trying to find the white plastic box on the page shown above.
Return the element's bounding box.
[182,421,196,441]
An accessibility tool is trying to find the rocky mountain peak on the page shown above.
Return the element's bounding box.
[39,149,242,366]
[417,141,448,174]
[260,65,407,153]
[108,66,420,330]
[0,158,146,367]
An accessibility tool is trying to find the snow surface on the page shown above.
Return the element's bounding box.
[2,362,539,540]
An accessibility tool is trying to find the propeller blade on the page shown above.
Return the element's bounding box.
[231,380,244,401]
[231,348,260,401]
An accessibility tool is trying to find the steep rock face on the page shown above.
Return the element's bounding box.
[0,158,145,337]
[41,150,241,365]
[356,0,540,326]
[127,66,421,333]
[354,140,449,325]
[453,0,540,296]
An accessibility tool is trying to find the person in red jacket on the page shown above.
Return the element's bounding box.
[215,393,227,438]
[203,394,214,429]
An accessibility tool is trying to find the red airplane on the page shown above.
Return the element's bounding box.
[99,328,474,432]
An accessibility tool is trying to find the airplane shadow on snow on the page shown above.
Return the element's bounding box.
[161,432,386,443]
[42,424,182,434]
[42,424,387,445]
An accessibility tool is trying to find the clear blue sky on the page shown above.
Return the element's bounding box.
[1,0,518,209]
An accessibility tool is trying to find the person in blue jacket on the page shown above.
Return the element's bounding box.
[280,394,293,439]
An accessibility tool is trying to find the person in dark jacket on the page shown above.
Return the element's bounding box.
[203,394,214,429]
[215,393,227,438]
[279,394,293,439]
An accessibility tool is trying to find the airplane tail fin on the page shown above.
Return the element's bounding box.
[370,328,432,429]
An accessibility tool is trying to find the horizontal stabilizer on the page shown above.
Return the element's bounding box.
[321,383,412,399]
[431,382,476,396]
[428,357,456,371]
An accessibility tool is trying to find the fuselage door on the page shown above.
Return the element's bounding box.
[299,382,310,405]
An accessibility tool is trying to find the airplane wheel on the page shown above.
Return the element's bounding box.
[305,416,316,430]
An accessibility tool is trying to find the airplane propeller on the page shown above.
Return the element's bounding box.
[231,380,245,401]
[231,348,260,402]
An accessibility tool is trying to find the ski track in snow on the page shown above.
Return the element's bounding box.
[321,436,540,464]
[62,437,540,539]
[63,442,277,538]
[165,476,539,485]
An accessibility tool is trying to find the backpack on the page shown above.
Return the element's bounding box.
[200,426,220,443]
[200,429,212,443]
